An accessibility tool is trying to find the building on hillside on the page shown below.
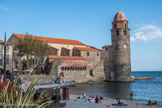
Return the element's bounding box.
[0,40,13,74]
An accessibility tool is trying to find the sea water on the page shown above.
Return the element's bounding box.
[69,71,162,104]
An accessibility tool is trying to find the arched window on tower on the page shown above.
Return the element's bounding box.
[114,24,116,28]
[116,30,119,36]
[123,30,127,35]
[125,23,127,28]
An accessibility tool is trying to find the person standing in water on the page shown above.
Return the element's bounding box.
[130,91,134,101]
[55,72,65,88]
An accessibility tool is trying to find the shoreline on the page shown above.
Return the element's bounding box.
[61,94,162,108]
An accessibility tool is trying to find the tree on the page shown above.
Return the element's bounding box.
[17,33,51,69]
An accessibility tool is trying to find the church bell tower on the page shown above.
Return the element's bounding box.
[111,11,133,81]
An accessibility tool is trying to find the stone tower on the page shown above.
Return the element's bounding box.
[111,11,133,81]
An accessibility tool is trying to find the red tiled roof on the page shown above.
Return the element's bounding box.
[74,46,100,52]
[48,56,86,63]
[0,40,11,44]
[102,45,112,48]
[13,33,86,46]
[0,40,4,43]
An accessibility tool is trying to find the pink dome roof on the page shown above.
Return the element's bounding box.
[113,11,127,22]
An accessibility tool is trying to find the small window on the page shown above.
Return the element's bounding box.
[123,30,127,35]
[114,24,116,28]
[105,48,108,50]
[14,45,18,50]
[90,70,94,77]
[0,50,3,57]
[6,51,9,58]
[87,52,89,56]
[7,44,9,49]
[0,59,3,66]
[125,23,127,28]
[116,30,119,36]
[1,44,4,48]
[97,53,99,56]
[16,61,18,68]
[7,59,9,64]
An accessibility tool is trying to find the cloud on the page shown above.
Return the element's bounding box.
[131,24,162,42]
[0,5,9,10]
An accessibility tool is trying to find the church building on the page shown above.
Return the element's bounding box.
[7,11,134,83]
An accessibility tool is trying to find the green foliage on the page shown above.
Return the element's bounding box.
[17,33,51,68]
[0,76,53,108]
[17,33,50,57]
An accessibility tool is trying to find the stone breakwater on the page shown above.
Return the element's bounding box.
[62,94,162,108]
[135,76,156,80]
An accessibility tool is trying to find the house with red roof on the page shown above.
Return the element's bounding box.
[0,40,13,73]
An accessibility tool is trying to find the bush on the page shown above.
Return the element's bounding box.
[0,76,53,108]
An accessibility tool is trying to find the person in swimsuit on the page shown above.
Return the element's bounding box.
[55,72,64,88]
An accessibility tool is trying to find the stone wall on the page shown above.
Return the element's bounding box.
[92,60,105,82]
[101,47,114,81]
[50,59,61,76]
[48,42,86,56]
[48,57,105,83]
[20,75,56,84]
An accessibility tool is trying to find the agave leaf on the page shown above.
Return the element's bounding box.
[9,75,19,104]
[0,76,52,108]
[2,81,10,98]
[21,78,40,107]
[37,100,53,108]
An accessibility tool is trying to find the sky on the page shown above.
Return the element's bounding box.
[0,0,162,71]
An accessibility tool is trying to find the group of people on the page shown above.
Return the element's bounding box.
[130,91,159,106]
[78,93,103,104]
[148,100,158,106]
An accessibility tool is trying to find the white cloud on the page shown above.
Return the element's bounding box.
[131,24,162,42]
[0,5,9,10]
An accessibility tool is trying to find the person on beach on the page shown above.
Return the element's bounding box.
[90,96,95,103]
[153,101,158,105]
[148,100,153,106]
[85,96,92,102]
[55,72,64,88]
[95,96,101,104]
[81,93,87,99]
[86,96,95,102]
[130,91,133,101]
[118,98,124,105]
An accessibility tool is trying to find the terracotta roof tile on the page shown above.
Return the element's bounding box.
[48,56,86,60]
[13,33,86,46]
[0,40,11,44]
[74,46,100,52]
[0,40,4,43]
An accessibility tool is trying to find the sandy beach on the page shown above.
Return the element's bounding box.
[61,94,162,108]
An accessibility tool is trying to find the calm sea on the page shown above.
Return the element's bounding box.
[69,71,162,104]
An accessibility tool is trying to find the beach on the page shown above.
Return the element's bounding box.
[69,71,162,105]
[61,94,162,108]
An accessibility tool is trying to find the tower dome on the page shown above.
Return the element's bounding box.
[113,11,127,22]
